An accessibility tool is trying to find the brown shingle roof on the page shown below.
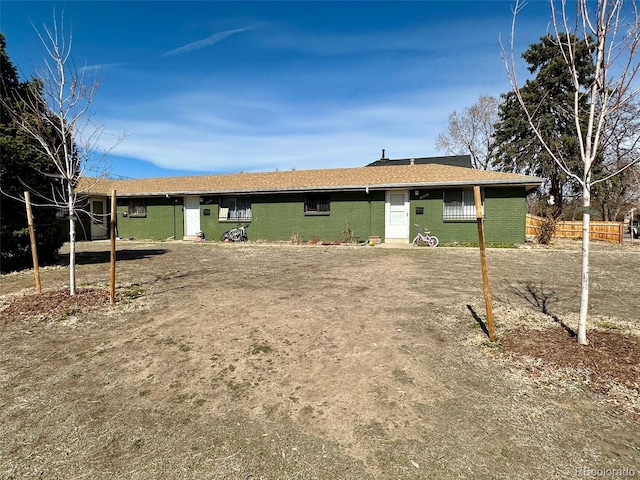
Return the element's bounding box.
[78,164,542,197]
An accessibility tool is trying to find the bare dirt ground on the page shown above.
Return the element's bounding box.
[1,239,639,479]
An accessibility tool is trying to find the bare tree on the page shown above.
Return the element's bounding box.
[593,96,640,220]
[435,95,500,170]
[503,0,640,344]
[2,14,119,294]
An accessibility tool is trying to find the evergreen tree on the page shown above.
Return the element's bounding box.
[0,33,66,272]
[492,34,595,218]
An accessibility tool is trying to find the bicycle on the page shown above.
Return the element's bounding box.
[221,223,249,242]
[412,224,438,247]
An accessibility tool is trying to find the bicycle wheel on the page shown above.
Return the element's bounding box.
[221,232,230,242]
[229,229,242,242]
[428,236,439,247]
[412,235,422,247]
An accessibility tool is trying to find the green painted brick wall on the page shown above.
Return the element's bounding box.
[409,187,527,244]
[106,187,527,244]
[484,187,528,244]
[116,197,184,240]
[199,191,385,242]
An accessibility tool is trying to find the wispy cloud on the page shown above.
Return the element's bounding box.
[80,63,126,73]
[100,84,490,175]
[163,27,256,57]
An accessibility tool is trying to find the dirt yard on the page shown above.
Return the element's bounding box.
[1,239,639,479]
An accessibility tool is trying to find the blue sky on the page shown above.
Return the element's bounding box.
[2,1,553,179]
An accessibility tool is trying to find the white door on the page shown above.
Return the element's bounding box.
[90,197,108,239]
[385,191,409,242]
[184,196,201,237]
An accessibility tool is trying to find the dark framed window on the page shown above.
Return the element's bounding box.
[304,194,330,215]
[92,200,106,225]
[443,188,482,220]
[128,199,147,218]
[219,196,252,221]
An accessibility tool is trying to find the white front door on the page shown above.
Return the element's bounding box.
[385,191,409,242]
[90,197,108,239]
[184,196,201,237]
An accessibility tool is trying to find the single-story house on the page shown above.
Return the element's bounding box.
[77,156,542,244]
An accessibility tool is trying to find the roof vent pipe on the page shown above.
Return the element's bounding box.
[381,148,386,160]
[410,158,415,166]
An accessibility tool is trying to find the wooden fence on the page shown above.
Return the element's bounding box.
[526,214,624,244]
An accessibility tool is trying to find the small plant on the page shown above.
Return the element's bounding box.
[290,232,301,244]
[358,420,386,439]
[537,216,557,245]
[122,284,144,299]
[392,368,413,384]
[226,380,250,398]
[131,438,144,450]
[342,222,356,243]
[597,321,618,330]
[309,235,320,244]
[300,404,314,415]
[481,340,505,352]
[156,337,177,346]
[251,344,273,354]
[174,392,196,403]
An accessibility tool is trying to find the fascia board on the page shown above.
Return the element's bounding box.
[95,178,543,197]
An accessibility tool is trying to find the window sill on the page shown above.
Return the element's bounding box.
[443,218,476,223]
[304,212,330,216]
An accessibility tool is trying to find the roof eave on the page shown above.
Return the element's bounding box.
[100,178,542,197]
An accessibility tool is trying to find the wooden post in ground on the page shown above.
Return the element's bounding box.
[109,189,117,305]
[474,186,495,342]
[24,191,41,293]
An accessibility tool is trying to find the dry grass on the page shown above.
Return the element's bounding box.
[1,239,639,479]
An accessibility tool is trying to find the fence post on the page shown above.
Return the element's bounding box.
[619,222,623,244]
[24,191,41,293]
[474,186,495,342]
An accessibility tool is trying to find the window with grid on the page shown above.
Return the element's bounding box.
[128,199,147,218]
[443,188,481,220]
[304,194,330,215]
[219,196,252,221]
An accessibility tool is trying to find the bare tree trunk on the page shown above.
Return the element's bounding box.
[68,184,76,295]
[578,184,590,345]
[550,174,564,219]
